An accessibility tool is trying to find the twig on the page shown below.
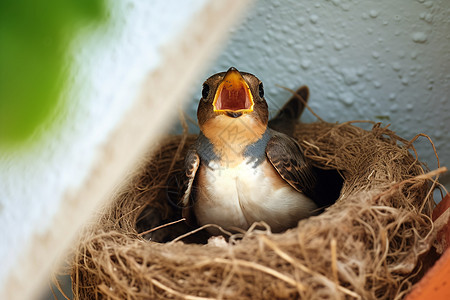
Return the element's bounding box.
[170,224,232,243]
[331,239,338,285]
[50,272,70,300]
[342,120,376,125]
[138,218,186,237]
[275,85,325,122]
[151,279,215,300]
[213,258,306,292]
[302,140,320,151]
[407,133,440,168]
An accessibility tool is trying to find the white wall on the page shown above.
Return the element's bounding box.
[186,0,450,190]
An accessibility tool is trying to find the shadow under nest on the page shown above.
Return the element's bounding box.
[71,120,437,300]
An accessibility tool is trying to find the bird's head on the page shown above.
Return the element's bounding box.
[197,67,269,133]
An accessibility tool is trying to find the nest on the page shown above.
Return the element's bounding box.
[71,120,438,300]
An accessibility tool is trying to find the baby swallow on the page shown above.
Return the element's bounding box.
[181,67,338,235]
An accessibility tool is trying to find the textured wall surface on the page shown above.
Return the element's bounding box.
[186,0,450,190]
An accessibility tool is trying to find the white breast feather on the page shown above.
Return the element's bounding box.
[194,159,318,233]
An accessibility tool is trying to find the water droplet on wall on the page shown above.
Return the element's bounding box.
[392,62,401,72]
[424,13,433,23]
[342,68,359,85]
[356,67,365,77]
[310,15,319,24]
[287,63,299,73]
[412,32,428,43]
[334,41,343,51]
[420,12,433,23]
[389,93,396,101]
[328,57,339,67]
[301,59,311,70]
[424,1,433,8]
[369,10,379,18]
[339,92,354,105]
[281,25,290,34]
[297,17,306,26]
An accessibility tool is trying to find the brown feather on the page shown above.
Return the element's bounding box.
[265,131,317,199]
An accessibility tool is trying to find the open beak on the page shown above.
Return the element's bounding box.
[213,67,254,114]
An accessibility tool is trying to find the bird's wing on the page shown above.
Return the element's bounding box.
[265,131,317,199]
[181,147,200,225]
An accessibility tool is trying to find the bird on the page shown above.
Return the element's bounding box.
[181,67,341,235]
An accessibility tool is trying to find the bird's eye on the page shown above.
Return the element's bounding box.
[258,82,264,98]
[202,84,210,99]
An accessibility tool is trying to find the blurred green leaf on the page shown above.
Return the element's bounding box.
[0,0,105,145]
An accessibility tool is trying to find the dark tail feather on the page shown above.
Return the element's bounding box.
[268,86,309,137]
